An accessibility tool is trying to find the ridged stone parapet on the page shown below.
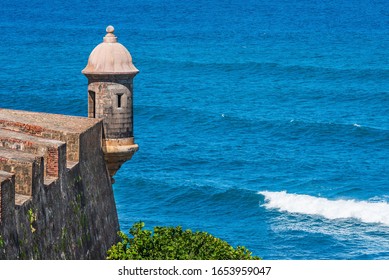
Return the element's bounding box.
[0,108,119,259]
[0,129,65,178]
[0,109,100,162]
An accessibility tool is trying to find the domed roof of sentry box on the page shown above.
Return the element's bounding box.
[82,26,139,75]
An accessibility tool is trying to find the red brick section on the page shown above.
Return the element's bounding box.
[0,120,44,136]
[0,109,101,162]
[46,146,59,177]
[0,148,40,196]
[0,129,64,177]
[0,109,99,133]
[0,109,107,197]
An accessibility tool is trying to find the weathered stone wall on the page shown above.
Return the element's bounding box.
[0,171,17,258]
[0,148,42,196]
[0,109,120,259]
[0,179,2,223]
[0,129,65,178]
[86,75,134,139]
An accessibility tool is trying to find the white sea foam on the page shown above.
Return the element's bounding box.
[259,191,389,226]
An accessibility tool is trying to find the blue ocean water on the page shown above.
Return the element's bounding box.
[1,0,389,259]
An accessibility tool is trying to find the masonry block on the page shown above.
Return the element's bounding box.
[0,147,42,196]
[0,129,66,178]
[0,109,100,163]
[0,171,14,223]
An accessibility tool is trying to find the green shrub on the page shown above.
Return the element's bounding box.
[107,222,261,260]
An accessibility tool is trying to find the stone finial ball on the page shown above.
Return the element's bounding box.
[106,25,115,33]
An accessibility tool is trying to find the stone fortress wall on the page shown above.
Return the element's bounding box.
[0,109,119,259]
[0,26,138,259]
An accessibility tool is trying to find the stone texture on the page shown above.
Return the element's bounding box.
[0,170,17,258]
[0,25,138,259]
[0,110,119,259]
[0,128,65,178]
[0,109,100,162]
[82,26,139,178]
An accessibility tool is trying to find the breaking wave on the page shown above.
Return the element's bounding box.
[259,191,389,226]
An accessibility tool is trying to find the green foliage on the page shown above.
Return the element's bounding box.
[107,222,261,260]
[27,208,37,233]
[0,235,4,248]
[75,175,82,183]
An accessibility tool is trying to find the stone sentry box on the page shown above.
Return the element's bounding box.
[86,76,134,139]
[82,26,139,179]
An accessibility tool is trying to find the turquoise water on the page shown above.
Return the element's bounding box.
[1,0,389,259]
